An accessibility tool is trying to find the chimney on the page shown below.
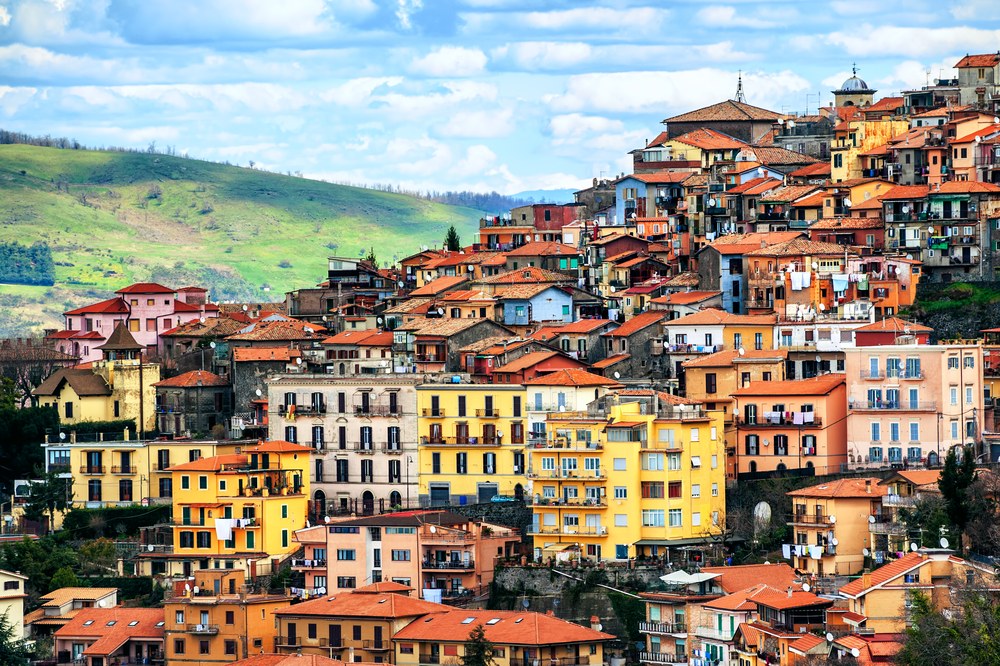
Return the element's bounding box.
[546,610,555,616]
[590,615,602,630]
[861,573,872,590]
[865,479,872,494]
[786,586,793,598]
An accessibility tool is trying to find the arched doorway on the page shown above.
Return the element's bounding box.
[749,461,757,473]
[927,451,940,467]
[339,363,346,375]
[313,490,326,519]
[777,463,787,472]
[362,491,375,515]
[389,491,402,510]
[514,483,524,501]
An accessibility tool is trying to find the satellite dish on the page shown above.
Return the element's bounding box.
[437,308,445,316]
[802,583,810,592]
[994,116,999,124]
[976,135,983,143]
[242,304,249,311]
[429,525,436,533]
[255,389,262,397]
[148,544,155,552]
[59,432,66,440]
[738,347,745,356]
[468,265,475,272]
[902,205,910,214]
[199,317,206,324]
[927,226,935,234]
[826,632,834,642]
[295,357,302,365]
[940,537,950,548]
[868,515,876,524]
[831,537,839,546]
[609,286,616,293]
[910,542,918,552]
[321,315,327,322]
[209,341,217,349]
[377,317,384,325]
[863,548,870,556]
[844,198,852,208]
[777,118,785,126]
[818,303,826,311]
[398,281,405,288]
[812,261,819,270]
[193,586,200,594]
[558,405,566,412]
[851,648,860,658]
[828,515,837,524]
[787,120,796,129]
[184,583,191,592]
[521,599,530,609]
[708,198,717,207]
[613,372,621,379]
[324,516,331,523]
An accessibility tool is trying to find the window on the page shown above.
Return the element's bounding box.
[174,639,185,655]
[337,576,356,589]
[668,481,682,499]
[613,458,626,471]
[909,422,920,442]
[641,482,664,499]
[615,514,628,527]
[614,487,627,499]
[225,611,234,625]
[87,479,102,502]
[642,510,665,527]
[948,356,959,369]
[391,549,411,561]
[712,483,719,497]
[200,640,210,655]
[225,640,237,655]
[691,484,701,498]
[642,453,664,471]
[668,509,683,527]
[871,422,881,442]
[869,447,883,463]
[705,373,717,394]
[337,549,356,561]
[890,422,900,443]
[667,453,681,470]
[64,402,73,418]
[198,476,207,490]
[951,387,959,405]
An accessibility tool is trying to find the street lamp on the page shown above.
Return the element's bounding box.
[405,455,413,509]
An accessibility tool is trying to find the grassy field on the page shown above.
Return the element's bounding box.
[0,145,482,333]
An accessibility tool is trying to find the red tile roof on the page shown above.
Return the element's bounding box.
[788,476,887,500]
[933,180,1000,194]
[671,128,747,151]
[789,162,832,178]
[701,563,798,594]
[591,353,630,369]
[704,231,804,256]
[557,319,616,334]
[955,53,1000,68]
[392,609,614,645]
[477,267,570,284]
[168,453,245,472]
[64,297,130,316]
[682,348,787,368]
[865,96,905,113]
[115,282,175,294]
[625,171,696,185]
[353,581,413,594]
[731,373,844,397]
[274,591,448,619]
[357,331,394,347]
[664,99,781,124]
[651,290,721,306]
[232,347,300,362]
[809,218,883,230]
[854,316,933,333]
[702,584,783,611]
[492,351,565,373]
[745,146,820,166]
[664,309,776,327]
[839,552,926,597]
[727,177,782,195]
[601,311,665,337]
[744,237,850,257]
[753,589,832,611]
[504,241,581,257]
[523,368,624,388]
[758,185,822,203]
[152,370,228,388]
[409,276,469,297]
[55,607,164,656]
[251,440,314,454]
[322,329,382,346]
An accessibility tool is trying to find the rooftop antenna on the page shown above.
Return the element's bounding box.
[734,70,747,103]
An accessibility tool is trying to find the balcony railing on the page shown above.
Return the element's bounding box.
[186,624,219,634]
[528,525,608,536]
[423,558,474,570]
[79,466,105,474]
[639,651,688,665]
[48,463,71,474]
[883,494,917,507]
[419,654,441,664]
[511,659,593,666]
[849,399,937,411]
[297,403,327,415]
[421,409,445,417]
[528,497,606,508]
[788,513,834,525]
[277,636,300,646]
[639,621,687,634]
[526,469,606,480]
[110,466,135,474]
[664,343,724,354]
[869,519,906,535]
[291,558,327,568]
[734,413,822,427]
[529,438,603,450]
[354,405,403,417]
[419,436,502,447]
[476,408,500,418]
[363,639,391,651]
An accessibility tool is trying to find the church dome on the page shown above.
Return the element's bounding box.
[839,75,870,92]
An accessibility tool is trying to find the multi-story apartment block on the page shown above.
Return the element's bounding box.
[164,568,292,663]
[868,470,941,557]
[54,607,165,666]
[267,375,421,516]
[528,391,726,562]
[523,368,623,443]
[731,374,848,478]
[136,440,310,578]
[844,342,985,469]
[416,383,527,506]
[42,435,249,511]
[785,477,886,576]
[24,586,118,639]
[310,510,519,601]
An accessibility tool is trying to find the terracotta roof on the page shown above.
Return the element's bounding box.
[753,589,832,611]
[700,563,798,594]
[952,124,1000,145]
[494,283,563,300]
[646,130,670,147]
[726,177,782,195]
[702,584,784,611]
[504,241,581,257]
[758,185,822,203]
[398,317,502,338]
[230,655,358,666]
[459,335,520,353]
[664,99,781,124]
[881,469,941,487]
[274,591,448,619]
[932,180,1000,194]
[682,348,787,368]
[788,633,827,654]
[788,162,832,178]
[591,353,630,369]
[809,218,883,230]
[409,276,470,297]
[732,373,844,397]
[601,311,665,337]
[955,53,1000,68]
[25,587,119,627]
[624,171,695,185]
[392,609,614,645]
[664,272,700,287]
[64,297,130,316]
[839,552,926,597]
[385,297,434,315]
[851,197,883,211]
[232,347,300,362]
[96,322,143,351]
[491,350,561,373]
[704,232,804,256]
[865,96,905,113]
[477,267,570,285]
[523,368,624,388]
[558,319,616,334]
[153,370,228,388]
[440,290,491,302]
[664,309,777,327]
[226,321,323,342]
[168,453,246,472]
[651,290,721,306]
[33,368,111,397]
[161,317,245,338]
[671,128,747,150]
[115,282,175,294]
[788,476,887,500]
[744,146,820,165]
[853,317,933,333]
[54,607,165,656]
[744,237,850,258]
[251,440,314,454]
[353,581,413,594]
[881,184,929,200]
[357,331,394,347]
[790,191,828,208]
[322,329,382,346]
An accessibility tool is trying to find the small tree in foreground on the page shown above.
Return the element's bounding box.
[462,624,496,666]
[445,225,462,251]
[0,609,30,665]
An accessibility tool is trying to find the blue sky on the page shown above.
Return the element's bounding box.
[1,0,998,194]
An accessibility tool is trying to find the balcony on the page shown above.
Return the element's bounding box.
[530,437,603,450]
[354,405,402,417]
[526,469,606,480]
[664,343,724,354]
[883,494,917,508]
[849,399,937,412]
[414,353,445,363]
[291,558,327,569]
[48,463,71,474]
[639,621,687,634]
[419,436,502,447]
[788,513,834,525]
[79,466,105,474]
[297,403,327,415]
[111,466,135,475]
[421,409,445,417]
[423,558,475,570]
[476,408,500,418]
[186,624,219,634]
[528,525,608,536]
[869,518,906,536]
[363,640,391,651]
[277,636,300,647]
[734,413,822,427]
[639,651,688,665]
[512,659,594,666]
[419,654,441,664]
[154,462,172,472]
[529,497,607,509]
[950,254,977,265]
[705,206,728,216]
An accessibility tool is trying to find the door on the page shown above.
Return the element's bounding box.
[288,622,297,646]
[429,485,449,506]
[329,624,342,649]
[615,544,628,559]
[374,626,383,650]
[362,491,375,515]
[478,483,498,503]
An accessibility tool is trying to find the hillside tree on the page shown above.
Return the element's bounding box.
[939,446,977,536]
[24,469,73,533]
[462,624,496,666]
[444,225,462,251]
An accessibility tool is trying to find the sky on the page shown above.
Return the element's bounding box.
[1,0,999,195]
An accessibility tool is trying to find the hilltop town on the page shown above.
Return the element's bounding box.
[6,58,1000,666]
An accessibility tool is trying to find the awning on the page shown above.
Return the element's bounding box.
[842,611,868,626]
[660,571,720,585]
[634,537,717,547]
[541,543,579,553]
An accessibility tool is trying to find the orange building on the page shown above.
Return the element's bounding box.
[732,374,848,477]
[54,607,165,666]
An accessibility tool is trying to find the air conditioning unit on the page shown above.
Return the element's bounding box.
[13,480,32,498]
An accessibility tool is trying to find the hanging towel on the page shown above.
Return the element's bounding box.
[782,544,792,559]
[858,275,869,290]
[804,412,815,424]
[215,518,236,541]
[801,272,811,288]
[832,274,849,293]
[809,545,824,559]
[793,411,804,425]
[790,272,804,291]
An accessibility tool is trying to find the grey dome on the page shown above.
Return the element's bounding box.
[839,75,871,92]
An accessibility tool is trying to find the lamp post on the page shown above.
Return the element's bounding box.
[405,455,413,509]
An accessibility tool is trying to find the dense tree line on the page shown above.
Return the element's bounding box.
[0,241,54,286]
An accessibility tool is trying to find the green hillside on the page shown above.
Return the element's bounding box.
[0,145,482,333]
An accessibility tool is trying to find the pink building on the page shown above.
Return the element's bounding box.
[50,283,217,362]
[844,342,985,469]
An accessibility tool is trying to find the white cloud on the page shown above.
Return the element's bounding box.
[454,144,497,175]
[491,42,593,70]
[0,5,10,26]
[438,107,515,138]
[695,5,777,29]
[396,0,423,30]
[549,113,624,146]
[490,40,757,72]
[519,7,670,32]
[546,69,811,115]
[830,0,881,15]
[825,25,1000,58]
[410,46,487,77]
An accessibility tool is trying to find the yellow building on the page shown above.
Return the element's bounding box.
[528,391,727,561]
[417,383,528,506]
[164,568,292,663]
[137,440,310,578]
[830,119,909,182]
[33,322,159,433]
[0,570,27,640]
[42,436,249,512]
